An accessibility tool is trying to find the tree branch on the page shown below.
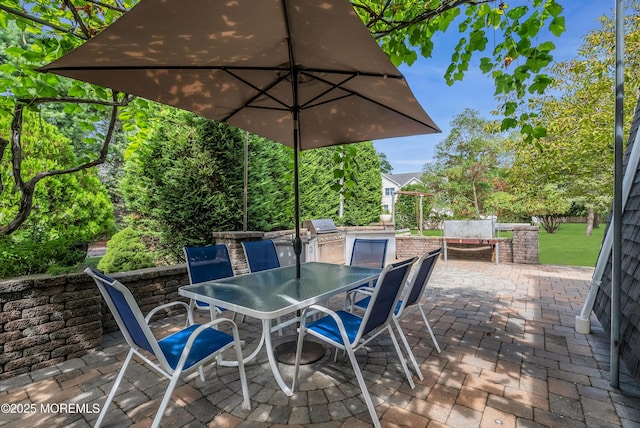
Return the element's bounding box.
[0,4,88,40]
[63,0,92,39]
[353,0,493,39]
[0,91,123,236]
[84,0,127,13]
[17,95,135,108]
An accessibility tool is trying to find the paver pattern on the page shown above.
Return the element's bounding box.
[1,260,639,427]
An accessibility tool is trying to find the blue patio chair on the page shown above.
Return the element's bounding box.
[291,256,417,428]
[350,238,388,268]
[242,239,280,272]
[349,248,443,381]
[241,239,286,332]
[184,244,234,318]
[85,268,250,428]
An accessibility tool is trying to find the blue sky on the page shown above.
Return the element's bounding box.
[374,1,616,174]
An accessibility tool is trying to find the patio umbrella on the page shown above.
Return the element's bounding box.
[40,0,440,277]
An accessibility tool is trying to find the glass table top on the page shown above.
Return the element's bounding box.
[179,262,381,319]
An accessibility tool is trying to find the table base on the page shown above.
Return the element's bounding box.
[274,340,325,365]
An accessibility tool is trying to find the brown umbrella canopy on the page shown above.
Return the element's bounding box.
[41,0,440,276]
[40,0,440,150]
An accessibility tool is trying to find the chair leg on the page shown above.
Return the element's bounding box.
[387,325,416,389]
[392,318,424,381]
[418,305,441,353]
[94,349,135,428]
[231,327,251,409]
[291,325,307,392]
[151,369,183,428]
[343,345,382,428]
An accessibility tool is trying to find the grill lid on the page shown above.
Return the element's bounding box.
[303,219,338,234]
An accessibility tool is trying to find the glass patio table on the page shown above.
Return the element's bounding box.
[178,261,381,396]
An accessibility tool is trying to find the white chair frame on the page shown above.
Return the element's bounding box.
[291,257,417,428]
[347,248,442,382]
[86,268,250,428]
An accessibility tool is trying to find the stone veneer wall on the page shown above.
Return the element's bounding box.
[0,265,188,381]
[511,226,539,264]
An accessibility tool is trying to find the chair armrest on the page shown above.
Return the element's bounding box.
[145,301,194,325]
[176,318,243,367]
[301,304,334,319]
[300,305,353,346]
[344,286,375,310]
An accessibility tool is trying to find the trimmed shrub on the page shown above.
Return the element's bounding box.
[97,227,155,273]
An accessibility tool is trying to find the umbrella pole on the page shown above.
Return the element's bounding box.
[293,120,302,278]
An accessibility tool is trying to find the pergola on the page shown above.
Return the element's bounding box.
[394,190,433,235]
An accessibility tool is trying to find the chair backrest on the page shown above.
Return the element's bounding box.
[242,239,280,272]
[350,238,388,268]
[84,268,168,367]
[359,256,416,337]
[184,244,234,284]
[400,248,442,310]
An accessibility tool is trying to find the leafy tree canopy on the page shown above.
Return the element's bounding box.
[422,108,512,219]
[510,2,640,234]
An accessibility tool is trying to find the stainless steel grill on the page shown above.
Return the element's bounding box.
[302,219,344,264]
[303,219,338,235]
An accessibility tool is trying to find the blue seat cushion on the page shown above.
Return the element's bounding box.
[158,324,234,370]
[194,300,226,312]
[354,297,402,315]
[307,310,363,346]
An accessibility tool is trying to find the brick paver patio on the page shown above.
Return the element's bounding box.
[1,260,639,427]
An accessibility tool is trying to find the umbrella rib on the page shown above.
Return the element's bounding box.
[297,71,357,110]
[220,68,292,122]
[304,72,440,132]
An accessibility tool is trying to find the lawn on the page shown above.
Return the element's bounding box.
[409,222,604,267]
[538,222,604,267]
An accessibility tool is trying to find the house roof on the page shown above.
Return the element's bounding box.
[382,172,423,188]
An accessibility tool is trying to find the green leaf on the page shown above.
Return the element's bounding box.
[479,57,493,73]
[68,85,86,97]
[538,41,555,52]
[504,101,518,116]
[501,117,517,131]
[507,6,528,20]
[532,126,547,138]
[546,1,563,17]
[549,16,566,36]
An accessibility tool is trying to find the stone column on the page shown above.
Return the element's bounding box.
[512,225,539,264]
[212,231,264,275]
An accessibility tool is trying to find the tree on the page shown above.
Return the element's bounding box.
[0,0,567,237]
[120,109,246,259]
[511,3,640,234]
[299,142,381,226]
[394,183,433,230]
[422,108,511,219]
[0,110,115,276]
[341,143,382,226]
[378,151,393,174]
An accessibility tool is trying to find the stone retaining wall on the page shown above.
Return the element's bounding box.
[0,265,189,381]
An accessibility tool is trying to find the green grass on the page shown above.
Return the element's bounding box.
[408,223,604,267]
[538,223,603,267]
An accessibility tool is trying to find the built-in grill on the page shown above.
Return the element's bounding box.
[303,219,345,264]
[303,219,339,235]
